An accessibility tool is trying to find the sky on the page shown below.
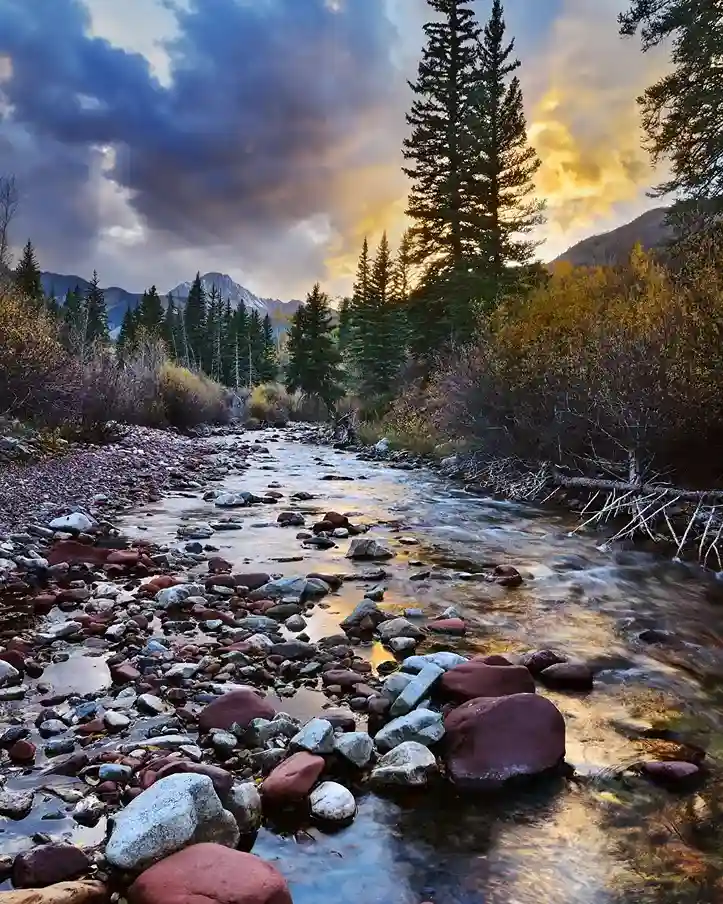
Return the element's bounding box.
[0,0,668,299]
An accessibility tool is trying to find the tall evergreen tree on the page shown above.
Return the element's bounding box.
[206,285,223,379]
[337,297,353,352]
[138,285,164,336]
[390,228,415,306]
[259,314,278,383]
[221,299,236,385]
[163,293,181,359]
[14,239,44,307]
[231,301,249,388]
[84,270,109,345]
[285,284,344,412]
[467,0,543,293]
[117,305,139,357]
[620,0,723,213]
[62,285,85,347]
[402,0,482,348]
[184,273,207,368]
[247,308,264,386]
[403,0,481,274]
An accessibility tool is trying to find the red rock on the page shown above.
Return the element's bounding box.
[441,658,535,701]
[107,549,141,567]
[208,557,233,574]
[539,663,594,691]
[76,719,106,737]
[33,594,58,614]
[198,688,276,733]
[128,843,292,904]
[13,843,90,888]
[111,663,141,683]
[130,615,149,630]
[493,565,523,588]
[206,574,237,591]
[481,655,513,666]
[8,739,36,763]
[321,669,367,689]
[47,541,110,567]
[428,618,466,636]
[444,693,566,789]
[0,649,25,671]
[641,761,701,786]
[233,573,271,591]
[520,650,568,676]
[324,512,349,528]
[46,752,89,776]
[260,752,325,803]
[143,576,180,594]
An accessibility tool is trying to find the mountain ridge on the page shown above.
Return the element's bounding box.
[552,207,672,267]
[40,271,301,331]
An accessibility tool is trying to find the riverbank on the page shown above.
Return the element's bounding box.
[0,426,721,904]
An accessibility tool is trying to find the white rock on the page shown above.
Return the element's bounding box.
[291,718,335,754]
[401,652,468,673]
[73,793,105,825]
[105,623,127,640]
[370,741,438,787]
[389,664,444,718]
[136,694,165,716]
[243,633,275,654]
[346,537,395,560]
[334,731,375,767]
[0,660,20,687]
[49,512,94,533]
[105,773,240,871]
[37,621,82,642]
[374,709,445,751]
[310,781,357,823]
[165,662,199,680]
[226,781,262,834]
[389,637,417,654]
[104,711,130,730]
[93,582,120,599]
[374,438,390,453]
[0,789,34,818]
[134,734,195,749]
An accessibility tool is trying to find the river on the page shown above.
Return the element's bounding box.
[5,430,723,902]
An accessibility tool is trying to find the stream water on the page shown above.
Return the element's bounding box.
[7,431,723,902]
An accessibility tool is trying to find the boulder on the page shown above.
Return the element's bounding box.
[374,709,445,751]
[401,652,468,673]
[378,618,425,642]
[389,663,444,717]
[519,649,567,676]
[444,693,566,789]
[13,845,90,889]
[233,573,271,591]
[333,731,374,768]
[441,658,535,701]
[370,742,438,788]
[49,513,94,533]
[346,538,395,560]
[199,689,276,733]
[309,782,356,823]
[127,844,292,904]
[640,761,701,788]
[105,774,239,872]
[260,752,325,803]
[226,782,263,834]
[290,718,334,754]
[427,618,466,636]
[0,882,109,903]
[538,663,594,691]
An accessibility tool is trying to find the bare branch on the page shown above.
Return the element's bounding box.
[0,175,19,272]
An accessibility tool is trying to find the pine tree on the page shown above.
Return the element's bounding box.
[247,309,264,386]
[84,270,109,346]
[337,297,353,352]
[184,273,207,369]
[620,0,723,214]
[221,299,236,386]
[350,233,402,400]
[205,285,223,379]
[403,0,481,273]
[402,0,483,348]
[259,314,278,383]
[163,293,180,359]
[138,285,164,336]
[390,228,415,306]
[117,304,138,357]
[285,283,344,412]
[467,0,543,295]
[61,286,86,355]
[14,240,44,307]
[231,301,249,388]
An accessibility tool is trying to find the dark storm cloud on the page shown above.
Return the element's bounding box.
[0,0,405,276]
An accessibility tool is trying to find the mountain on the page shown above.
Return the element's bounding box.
[41,271,301,332]
[553,207,673,267]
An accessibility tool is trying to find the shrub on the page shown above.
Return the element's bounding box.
[424,244,723,485]
[248,383,292,425]
[159,363,229,430]
[0,280,79,428]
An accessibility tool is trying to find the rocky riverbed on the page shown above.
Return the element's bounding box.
[0,427,722,904]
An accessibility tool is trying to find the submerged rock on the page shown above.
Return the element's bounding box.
[539,663,594,691]
[346,538,395,560]
[375,709,445,751]
[444,693,566,789]
[441,658,535,701]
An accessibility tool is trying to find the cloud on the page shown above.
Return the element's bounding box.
[0,0,407,294]
[523,0,670,256]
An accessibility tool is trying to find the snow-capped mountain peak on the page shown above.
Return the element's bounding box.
[168,272,268,313]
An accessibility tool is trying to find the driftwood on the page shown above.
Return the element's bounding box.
[453,453,723,569]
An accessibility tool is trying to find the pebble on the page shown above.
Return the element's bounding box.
[310,781,357,823]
